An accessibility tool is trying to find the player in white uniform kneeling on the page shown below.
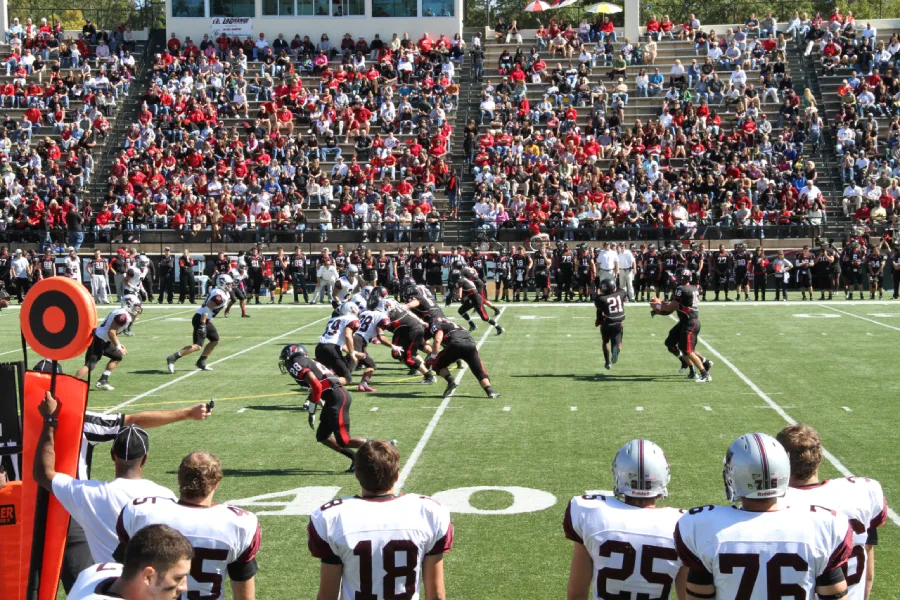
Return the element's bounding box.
[779,424,889,600]
[68,524,193,600]
[115,452,260,600]
[166,275,232,373]
[315,302,362,385]
[564,439,686,599]
[675,432,854,600]
[76,295,143,390]
[308,440,453,600]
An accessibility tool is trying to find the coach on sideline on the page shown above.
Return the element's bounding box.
[34,392,176,571]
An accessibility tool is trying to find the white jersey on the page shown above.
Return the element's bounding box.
[563,495,684,600]
[308,494,454,600]
[675,504,854,599]
[117,496,261,600]
[357,310,391,344]
[335,276,359,301]
[228,267,246,289]
[196,286,230,319]
[67,563,125,599]
[95,307,132,343]
[349,291,368,311]
[319,315,361,346]
[123,265,143,291]
[784,478,888,599]
[65,256,82,281]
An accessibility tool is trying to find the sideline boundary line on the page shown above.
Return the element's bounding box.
[685,317,900,528]
[396,307,506,492]
[102,316,329,415]
[818,304,900,333]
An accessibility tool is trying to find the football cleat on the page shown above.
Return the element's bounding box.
[122,330,134,337]
[695,373,712,383]
[442,381,459,398]
[685,371,696,379]
[678,366,687,374]
[468,322,477,332]
[604,362,611,370]
[357,383,377,392]
[389,439,398,447]
[611,345,620,364]
[495,326,504,336]
[488,392,501,398]
[422,373,437,384]
[196,361,213,371]
[96,381,114,391]
[703,359,713,372]
[345,462,355,473]
[166,355,176,373]
[242,313,251,318]
[407,368,418,376]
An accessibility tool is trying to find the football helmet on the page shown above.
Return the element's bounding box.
[677,269,693,284]
[215,274,234,292]
[612,440,670,498]
[362,285,374,300]
[347,264,359,275]
[122,294,143,316]
[400,282,418,301]
[723,433,790,502]
[367,286,389,311]
[278,343,308,373]
[340,301,360,316]
[461,266,478,279]
[598,278,617,295]
[137,255,150,268]
[648,243,656,251]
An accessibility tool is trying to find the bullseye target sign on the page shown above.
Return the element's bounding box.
[20,277,97,361]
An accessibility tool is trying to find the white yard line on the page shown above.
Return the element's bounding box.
[101,316,329,415]
[395,307,506,492]
[817,304,900,333]
[0,348,22,357]
[690,321,900,528]
[136,308,196,324]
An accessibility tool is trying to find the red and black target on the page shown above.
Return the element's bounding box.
[20,277,96,362]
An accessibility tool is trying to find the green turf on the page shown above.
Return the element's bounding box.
[2,299,898,599]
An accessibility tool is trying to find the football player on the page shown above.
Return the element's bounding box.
[445,246,467,306]
[751,246,770,302]
[494,249,512,303]
[512,246,532,302]
[731,243,751,302]
[795,245,815,301]
[166,274,232,373]
[353,289,393,392]
[224,261,249,318]
[120,259,147,337]
[68,524,193,600]
[594,278,625,370]
[564,440,686,600]
[675,433,853,600]
[270,246,289,304]
[815,241,836,300]
[651,269,712,383]
[288,247,310,304]
[424,317,500,398]
[65,246,82,283]
[576,245,595,302]
[778,424,888,600]
[333,264,360,309]
[114,452,260,600]
[867,240,886,300]
[402,279,446,323]
[279,344,379,469]
[348,285,375,314]
[76,294,143,391]
[660,243,683,301]
[244,246,266,304]
[711,244,732,301]
[315,303,362,385]
[457,267,504,335]
[87,250,110,304]
[385,298,437,382]
[533,244,552,301]
[556,243,575,302]
[843,240,866,300]
[643,244,661,301]
[308,441,452,598]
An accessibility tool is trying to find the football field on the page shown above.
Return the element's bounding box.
[2,299,899,599]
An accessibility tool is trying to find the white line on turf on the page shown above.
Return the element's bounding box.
[635,406,644,412]
[136,308,195,324]
[570,406,578,411]
[0,348,22,357]
[690,324,900,528]
[395,307,506,492]
[101,316,329,415]
[703,406,712,412]
[818,304,900,332]
[502,406,511,412]
[370,407,379,412]
[237,408,247,414]
[842,406,853,412]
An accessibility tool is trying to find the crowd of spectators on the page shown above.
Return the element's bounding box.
[94,28,462,245]
[468,15,830,241]
[0,17,138,249]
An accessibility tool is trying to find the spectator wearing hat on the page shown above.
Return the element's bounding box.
[34,392,175,565]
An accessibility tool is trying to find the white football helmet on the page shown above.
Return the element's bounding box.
[216,274,234,292]
[362,285,374,299]
[137,255,150,268]
[612,440,670,498]
[340,301,360,316]
[122,294,143,316]
[723,433,791,502]
[347,264,359,276]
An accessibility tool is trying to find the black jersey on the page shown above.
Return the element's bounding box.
[533,253,549,274]
[289,255,307,274]
[214,258,230,274]
[663,252,682,273]
[448,255,467,276]
[795,253,813,274]
[427,317,471,343]
[559,251,575,272]
[272,254,287,273]
[868,253,884,273]
[376,256,392,279]
[733,251,750,271]
[286,355,334,385]
[686,252,702,272]
[425,253,442,275]
[495,256,512,280]
[577,253,592,273]
[333,252,348,272]
[595,290,627,324]
[513,256,528,273]
[644,252,660,276]
[410,255,425,279]
[40,257,56,277]
[89,258,108,275]
[469,254,487,278]
[458,277,484,298]
[850,250,865,272]
[673,285,700,323]
[408,291,445,322]
[714,252,731,274]
[246,255,264,272]
[395,255,408,280]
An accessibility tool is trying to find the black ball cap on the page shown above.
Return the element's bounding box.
[112,425,149,461]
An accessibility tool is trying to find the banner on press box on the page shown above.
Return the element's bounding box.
[211,17,252,37]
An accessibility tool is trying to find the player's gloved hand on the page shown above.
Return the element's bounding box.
[197,325,207,339]
[594,319,601,327]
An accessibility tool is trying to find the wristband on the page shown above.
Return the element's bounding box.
[117,344,125,352]
[44,416,58,425]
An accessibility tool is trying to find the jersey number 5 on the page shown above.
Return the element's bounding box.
[188,547,230,600]
[354,539,418,600]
